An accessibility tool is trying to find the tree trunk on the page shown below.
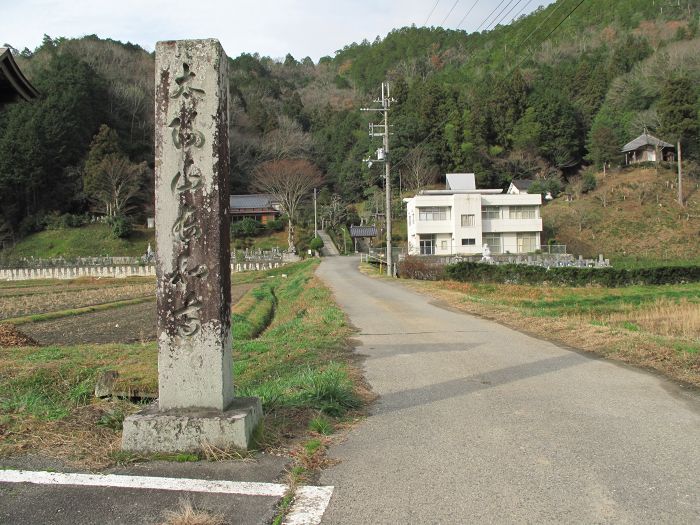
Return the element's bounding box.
[677,140,683,207]
[287,221,295,252]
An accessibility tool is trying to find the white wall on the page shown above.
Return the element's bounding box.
[405,191,543,256]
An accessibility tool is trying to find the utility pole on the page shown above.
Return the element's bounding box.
[313,187,318,237]
[361,81,394,276]
[677,140,683,206]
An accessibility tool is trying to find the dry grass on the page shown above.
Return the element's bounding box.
[0,400,138,469]
[543,166,700,261]
[604,298,700,340]
[199,441,255,462]
[161,499,225,525]
[0,281,155,319]
[400,279,700,388]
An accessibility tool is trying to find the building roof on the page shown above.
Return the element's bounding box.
[621,131,674,153]
[349,225,378,238]
[510,179,534,191]
[0,48,39,104]
[446,173,476,191]
[230,194,276,210]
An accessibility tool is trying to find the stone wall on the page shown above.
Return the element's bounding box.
[0,261,285,281]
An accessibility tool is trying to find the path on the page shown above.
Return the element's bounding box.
[317,230,340,256]
[316,256,700,524]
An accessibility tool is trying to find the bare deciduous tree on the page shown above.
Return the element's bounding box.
[402,147,439,192]
[321,194,347,230]
[252,159,323,252]
[91,154,148,217]
[261,115,314,160]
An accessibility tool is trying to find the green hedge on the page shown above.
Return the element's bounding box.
[444,262,700,287]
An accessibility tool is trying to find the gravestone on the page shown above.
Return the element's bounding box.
[122,39,261,453]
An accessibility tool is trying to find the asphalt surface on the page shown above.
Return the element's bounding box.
[316,256,700,524]
[0,455,288,525]
[317,230,340,256]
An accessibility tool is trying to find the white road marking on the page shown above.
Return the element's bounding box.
[0,469,286,496]
[284,485,334,525]
[0,469,334,523]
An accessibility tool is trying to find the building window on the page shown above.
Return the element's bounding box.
[482,233,502,254]
[461,214,475,227]
[481,206,501,220]
[441,240,448,250]
[418,207,450,221]
[419,235,435,255]
[461,238,476,246]
[517,233,537,253]
[509,206,537,219]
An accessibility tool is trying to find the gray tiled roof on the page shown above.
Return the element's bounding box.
[349,225,378,238]
[230,194,275,210]
[621,132,673,152]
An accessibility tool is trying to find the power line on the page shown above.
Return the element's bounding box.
[510,0,534,23]
[511,0,567,54]
[440,0,461,26]
[423,0,441,26]
[390,0,587,174]
[508,0,586,75]
[489,0,525,30]
[456,0,481,29]
[475,0,507,32]
[485,0,519,31]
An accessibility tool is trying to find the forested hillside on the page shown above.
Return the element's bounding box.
[1,0,698,251]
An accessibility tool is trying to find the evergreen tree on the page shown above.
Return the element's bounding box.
[658,77,699,160]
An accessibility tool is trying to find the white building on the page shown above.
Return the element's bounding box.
[405,173,542,256]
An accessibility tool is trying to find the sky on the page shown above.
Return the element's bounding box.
[1,0,556,62]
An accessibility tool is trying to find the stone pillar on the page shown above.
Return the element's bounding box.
[153,39,233,411]
[122,39,260,453]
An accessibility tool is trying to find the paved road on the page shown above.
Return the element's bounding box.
[317,230,340,256]
[316,256,700,524]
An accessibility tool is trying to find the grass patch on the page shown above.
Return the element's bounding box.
[1,224,154,259]
[308,416,334,435]
[0,259,365,467]
[2,296,155,325]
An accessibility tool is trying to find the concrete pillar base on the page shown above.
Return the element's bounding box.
[121,397,262,453]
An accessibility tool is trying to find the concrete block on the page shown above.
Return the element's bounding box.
[122,397,262,453]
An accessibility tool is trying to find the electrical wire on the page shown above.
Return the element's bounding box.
[488,0,525,30]
[475,0,507,32]
[511,0,567,55]
[389,0,587,174]
[508,0,586,75]
[510,0,534,23]
[423,0,442,26]
[485,0,519,31]
[440,0,462,26]
[456,0,481,29]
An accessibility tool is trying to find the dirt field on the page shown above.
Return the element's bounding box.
[4,283,254,346]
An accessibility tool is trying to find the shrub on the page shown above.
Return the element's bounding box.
[44,212,90,230]
[581,170,597,193]
[309,237,324,252]
[444,262,700,287]
[397,256,446,280]
[265,217,285,232]
[231,217,263,238]
[107,215,133,238]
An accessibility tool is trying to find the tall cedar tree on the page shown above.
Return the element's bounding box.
[0,53,106,234]
[658,77,699,160]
